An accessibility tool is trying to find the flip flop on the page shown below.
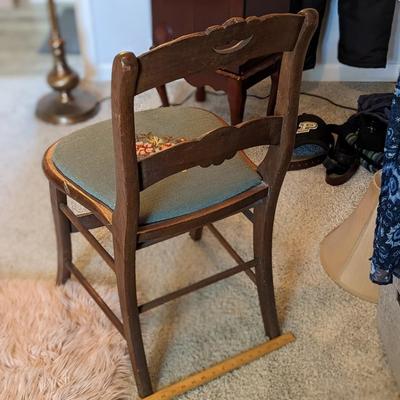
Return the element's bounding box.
[288,114,334,171]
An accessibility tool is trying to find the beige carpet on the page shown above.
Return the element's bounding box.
[0,75,399,399]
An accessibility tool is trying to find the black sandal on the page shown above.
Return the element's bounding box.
[323,133,360,186]
[288,114,334,171]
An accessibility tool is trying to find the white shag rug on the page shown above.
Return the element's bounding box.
[0,280,134,400]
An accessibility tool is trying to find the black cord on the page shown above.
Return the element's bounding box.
[96,88,358,112]
[247,92,270,100]
[206,90,271,100]
[192,89,357,110]
[300,91,357,111]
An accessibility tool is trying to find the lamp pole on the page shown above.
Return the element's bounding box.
[36,0,99,125]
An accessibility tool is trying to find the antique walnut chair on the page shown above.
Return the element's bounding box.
[43,9,317,399]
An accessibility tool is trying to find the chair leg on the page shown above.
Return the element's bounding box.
[156,85,170,107]
[189,227,203,241]
[227,79,246,125]
[253,196,281,339]
[49,182,72,285]
[114,241,153,398]
[195,86,206,102]
[267,69,279,116]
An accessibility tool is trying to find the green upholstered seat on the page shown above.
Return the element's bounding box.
[52,107,262,224]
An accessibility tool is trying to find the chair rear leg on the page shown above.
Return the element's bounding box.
[156,85,170,107]
[189,227,203,241]
[195,86,206,102]
[49,182,72,285]
[267,68,279,116]
[253,196,281,339]
[227,79,246,125]
[114,244,153,398]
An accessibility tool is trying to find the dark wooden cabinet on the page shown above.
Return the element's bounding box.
[151,0,292,124]
[152,0,291,45]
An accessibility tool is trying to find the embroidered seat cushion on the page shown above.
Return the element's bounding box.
[52,107,262,224]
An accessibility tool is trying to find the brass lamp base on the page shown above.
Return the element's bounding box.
[36,88,99,125]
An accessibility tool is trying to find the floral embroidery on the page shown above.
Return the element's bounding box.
[371,74,400,285]
[135,132,186,160]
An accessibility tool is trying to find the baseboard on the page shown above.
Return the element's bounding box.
[89,62,399,83]
[303,63,400,82]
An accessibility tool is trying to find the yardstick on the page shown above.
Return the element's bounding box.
[145,331,295,400]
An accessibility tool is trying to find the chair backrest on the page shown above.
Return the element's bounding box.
[110,9,318,226]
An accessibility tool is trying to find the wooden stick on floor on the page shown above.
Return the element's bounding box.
[144,332,295,400]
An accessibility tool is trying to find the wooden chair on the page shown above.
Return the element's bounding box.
[43,9,317,399]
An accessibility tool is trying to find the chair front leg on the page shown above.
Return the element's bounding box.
[253,195,281,339]
[113,236,153,398]
[49,182,72,285]
[189,227,203,241]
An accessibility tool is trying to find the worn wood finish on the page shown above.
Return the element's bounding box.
[139,260,256,314]
[43,145,113,225]
[137,184,268,243]
[254,9,319,339]
[267,67,280,116]
[60,204,115,272]
[151,0,290,125]
[139,116,281,189]
[69,212,111,233]
[111,53,153,398]
[253,198,280,338]
[137,14,303,95]
[43,10,318,398]
[189,227,203,241]
[156,85,170,107]
[242,208,254,222]
[50,182,72,285]
[66,261,125,337]
[206,223,256,284]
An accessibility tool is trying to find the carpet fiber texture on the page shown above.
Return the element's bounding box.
[0,75,399,399]
[0,280,133,400]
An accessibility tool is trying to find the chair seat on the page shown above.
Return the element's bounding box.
[52,107,262,225]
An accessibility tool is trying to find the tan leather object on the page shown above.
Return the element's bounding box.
[320,172,381,303]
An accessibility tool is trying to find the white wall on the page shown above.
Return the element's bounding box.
[75,0,152,81]
[76,0,400,82]
[303,0,400,81]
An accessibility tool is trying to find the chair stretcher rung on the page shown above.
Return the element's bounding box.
[242,209,254,223]
[60,204,115,271]
[69,212,111,233]
[206,223,256,284]
[66,261,125,337]
[139,259,256,313]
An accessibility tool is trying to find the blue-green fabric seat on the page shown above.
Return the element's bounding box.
[52,107,263,224]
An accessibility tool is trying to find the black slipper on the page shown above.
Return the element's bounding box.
[288,114,334,171]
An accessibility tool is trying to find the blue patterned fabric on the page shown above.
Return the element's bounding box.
[371,75,400,285]
[52,107,262,225]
